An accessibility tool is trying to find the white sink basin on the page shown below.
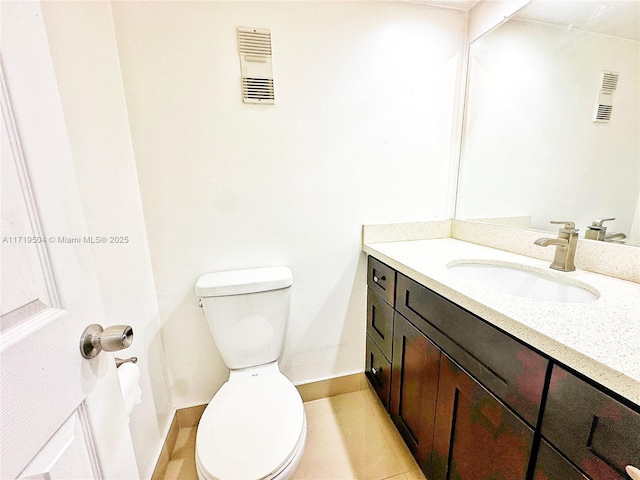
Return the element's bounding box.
[447,261,599,303]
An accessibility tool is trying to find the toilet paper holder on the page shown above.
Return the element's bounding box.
[116,356,138,368]
[80,324,133,359]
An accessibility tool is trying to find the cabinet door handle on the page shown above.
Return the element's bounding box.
[627,466,640,480]
[373,275,386,284]
[371,366,382,376]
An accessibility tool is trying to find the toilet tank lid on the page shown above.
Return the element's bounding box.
[195,266,293,297]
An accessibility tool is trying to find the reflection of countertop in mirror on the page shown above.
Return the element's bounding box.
[362,221,640,406]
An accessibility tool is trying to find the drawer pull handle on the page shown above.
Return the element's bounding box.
[371,366,382,376]
[627,466,640,480]
[373,275,386,284]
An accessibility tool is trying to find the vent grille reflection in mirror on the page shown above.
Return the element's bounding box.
[594,71,618,123]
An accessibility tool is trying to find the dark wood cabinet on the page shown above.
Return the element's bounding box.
[365,258,396,411]
[366,287,394,361]
[365,334,392,410]
[540,365,640,479]
[430,354,534,480]
[367,256,396,307]
[395,273,547,427]
[390,313,441,473]
[364,255,640,480]
[533,440,589,480]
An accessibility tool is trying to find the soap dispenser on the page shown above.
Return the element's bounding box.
[585,218,615,241]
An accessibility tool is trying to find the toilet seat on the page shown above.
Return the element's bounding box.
[196,365,306,480]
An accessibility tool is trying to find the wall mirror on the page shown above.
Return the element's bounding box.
[455,0,639,246]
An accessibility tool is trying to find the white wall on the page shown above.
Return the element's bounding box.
[40,3,172,478]
[457,18,640,243]
[110,1,467,408]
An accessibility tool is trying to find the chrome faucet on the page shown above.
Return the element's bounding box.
[534,221,579,272]
[585,218,626,243]
[604,232,627,243]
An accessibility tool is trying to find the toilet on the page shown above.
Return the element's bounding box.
[194,267,307,480]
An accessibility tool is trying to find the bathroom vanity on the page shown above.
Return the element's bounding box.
[363,235,640,480]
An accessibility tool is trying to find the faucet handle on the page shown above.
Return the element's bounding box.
[591,217,615,228]
[550,220,577,232]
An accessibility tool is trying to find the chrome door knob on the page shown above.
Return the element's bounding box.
[80,324,133,359]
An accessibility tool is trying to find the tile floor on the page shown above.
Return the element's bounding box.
[163,385,425,480]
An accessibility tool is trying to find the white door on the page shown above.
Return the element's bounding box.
[0,2,139,478]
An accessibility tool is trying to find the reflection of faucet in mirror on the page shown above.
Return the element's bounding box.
[585,218,627,243]
[604,232,627,243]
[534,221,579,272]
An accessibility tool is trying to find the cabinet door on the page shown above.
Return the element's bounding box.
[365,334,392,410]
[395,273,547,427]
[533,440,589,480]
[431,354,534,480]
[541,365,640,479]
[390,313,441,474]
[366,288,394,361]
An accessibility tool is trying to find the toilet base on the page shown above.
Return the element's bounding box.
[195,363,307,480]
[196,414,306,480]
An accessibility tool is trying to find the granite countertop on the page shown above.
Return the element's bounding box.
[363,237,640,406]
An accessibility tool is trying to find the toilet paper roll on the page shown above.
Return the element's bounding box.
[118,362,142,418]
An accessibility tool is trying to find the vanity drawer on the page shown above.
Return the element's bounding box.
[366,288,393,361]
[541,365,640,479]
[365,334,392,411]
[533,440,588,480]
[367,257,396,307]
[395,273,548,426]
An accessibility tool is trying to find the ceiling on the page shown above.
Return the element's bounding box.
[406,0,639,41]
[514,0,639,41]
[404,0,481,10]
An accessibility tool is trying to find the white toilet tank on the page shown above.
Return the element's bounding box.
[195,267,293,370]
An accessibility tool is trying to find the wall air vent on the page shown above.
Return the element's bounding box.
[237,27,275,104]
[600,72,618,94]
[593,71,618,123]
[595,104,613,122]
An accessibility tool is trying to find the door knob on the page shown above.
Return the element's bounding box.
[80,324,133,359]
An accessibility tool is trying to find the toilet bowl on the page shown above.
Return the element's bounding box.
[194,267,307,480]
[195,362,306,480]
